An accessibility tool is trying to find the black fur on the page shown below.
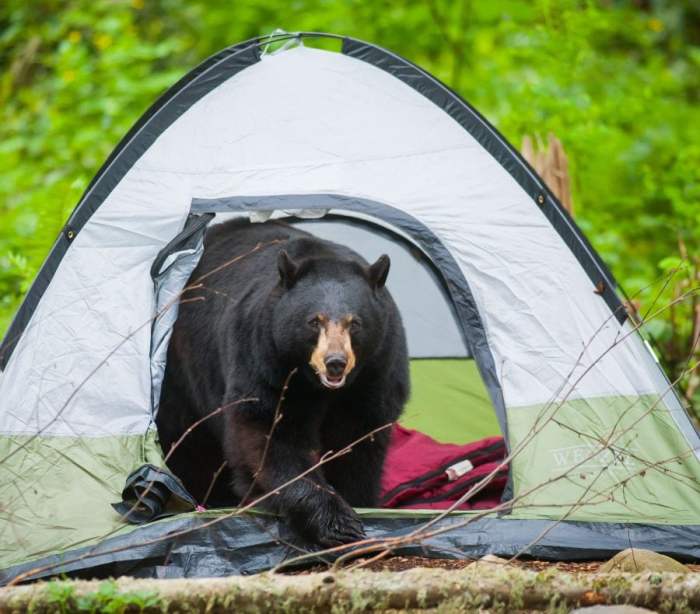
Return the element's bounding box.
[157,219,409,546]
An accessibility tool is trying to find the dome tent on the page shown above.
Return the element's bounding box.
[1,31,699,582]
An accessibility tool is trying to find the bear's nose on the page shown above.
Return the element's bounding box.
[325,355,347,378]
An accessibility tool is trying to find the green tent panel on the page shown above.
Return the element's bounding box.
[403,360,498,443]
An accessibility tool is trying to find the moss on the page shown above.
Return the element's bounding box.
[545,602,570,614]
[508,573,527,609]
[658,596,692,614]
[591,573,632,598]
[415,587,428,609]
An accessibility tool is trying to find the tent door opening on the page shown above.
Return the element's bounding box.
[149,199,505,511]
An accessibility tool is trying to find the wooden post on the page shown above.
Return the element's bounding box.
[521,133,574,215]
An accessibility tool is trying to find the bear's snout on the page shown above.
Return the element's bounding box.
[309,318,357,390]
[325,354,347,378]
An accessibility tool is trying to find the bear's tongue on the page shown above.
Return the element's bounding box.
[320,372,346,390]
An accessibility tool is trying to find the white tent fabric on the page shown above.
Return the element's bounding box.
[0,43,689,445]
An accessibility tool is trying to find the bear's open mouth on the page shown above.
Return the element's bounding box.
[319,372,346,390]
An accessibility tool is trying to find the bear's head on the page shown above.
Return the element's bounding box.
[272,248,391,390]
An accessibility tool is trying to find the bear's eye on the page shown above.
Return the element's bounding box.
[349,319,362,333]
[308,316,322,330]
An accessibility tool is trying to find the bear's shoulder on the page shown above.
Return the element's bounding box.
[204,218,311,250]
[284,235,368,267]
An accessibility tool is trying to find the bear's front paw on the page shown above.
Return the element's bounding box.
[298,495,366,547]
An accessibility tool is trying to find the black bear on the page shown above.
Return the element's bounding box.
[157,218,409,545]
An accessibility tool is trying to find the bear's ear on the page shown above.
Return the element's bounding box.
[278,250,299,289]
[368,254,390,290]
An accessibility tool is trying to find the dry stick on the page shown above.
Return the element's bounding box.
[639,263,684,324]
[114,387,256,525]
[4,240,282,569]
[0,241,281,468]
[221,367,325,569]
[414,362,699,559]
[328,323,697,569]
[291,347,700,571]
[201,461,228,508]
[9,251,695,578]
[475,277,699,505]
[417,358,697,530]
[374,438,692,569]
[533,266,692,422]
[239,367,298,508]
[552,418,700,495]
[504,466,619,567]
[115,240,286,520]
[400,296,699,538]
[281,284,700,571]
[190,240,282,285]
[7,422,394,585]
[312,434,692,574]
[507,430,700,567]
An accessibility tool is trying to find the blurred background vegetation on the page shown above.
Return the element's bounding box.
[1,0,698,409]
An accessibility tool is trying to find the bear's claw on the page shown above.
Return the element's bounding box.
[298,495,366,547]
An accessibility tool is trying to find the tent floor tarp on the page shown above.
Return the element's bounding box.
[3,511,700,584]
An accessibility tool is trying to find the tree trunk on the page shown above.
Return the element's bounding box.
[1,567,699,612]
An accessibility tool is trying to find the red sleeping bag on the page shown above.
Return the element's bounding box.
[380,425,508,510]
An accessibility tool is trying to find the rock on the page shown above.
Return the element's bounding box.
[470,554,509,567]
[599,548,689,574]
[570,607,657,614]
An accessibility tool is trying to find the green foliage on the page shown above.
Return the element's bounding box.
[44,579,161,613]
[1,0,698,404]
[45,580,77,614]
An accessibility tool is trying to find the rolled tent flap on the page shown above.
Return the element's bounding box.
[112,464,197,524]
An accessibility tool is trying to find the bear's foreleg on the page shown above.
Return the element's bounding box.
[227,410,366,546]
[322,417,392,508]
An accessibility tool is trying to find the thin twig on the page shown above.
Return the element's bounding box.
[239,368,298,507]
[7,422,394,585]
[201,461,228,508]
